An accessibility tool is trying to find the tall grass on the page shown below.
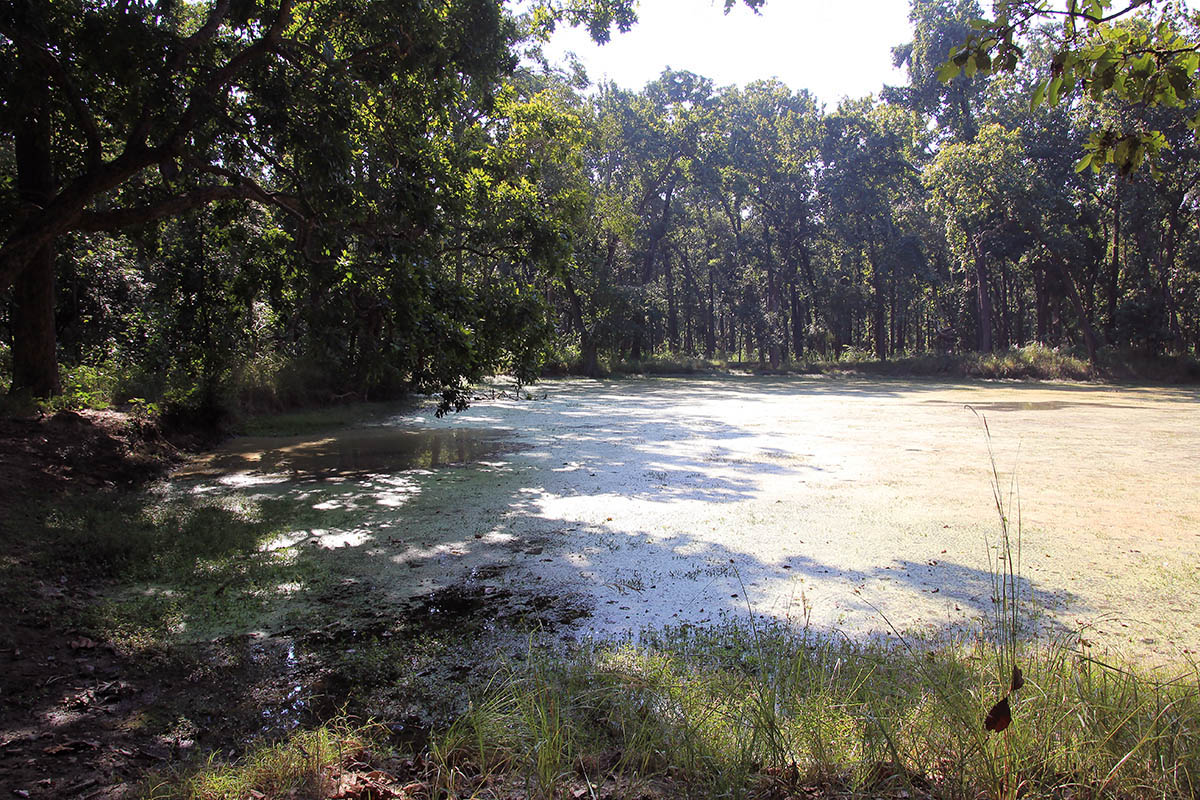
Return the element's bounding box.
[140,623,1199,800]
[813,345,1093,381]
[430,624,1199,800]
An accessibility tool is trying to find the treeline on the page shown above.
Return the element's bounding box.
[2,0,1198,416]
[550,1,1200,374]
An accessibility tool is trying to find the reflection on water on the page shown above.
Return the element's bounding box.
[922,399,1137,412]
[176,427,518,479]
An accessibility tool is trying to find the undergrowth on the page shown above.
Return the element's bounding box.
[143,720,387,800]
[564,345,1200,383]
[437,626,1200,800]
[153,626,1200,800]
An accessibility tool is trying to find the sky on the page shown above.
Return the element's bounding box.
[542,0,915,105]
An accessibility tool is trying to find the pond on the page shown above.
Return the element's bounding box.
[173,375,1200,661]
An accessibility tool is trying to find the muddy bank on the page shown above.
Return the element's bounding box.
[0,409,181,507]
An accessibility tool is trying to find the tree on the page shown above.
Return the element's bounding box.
[0,0,638,396]
[940,0,1200,173]
[819,101,922,360]
[889,0,987,142]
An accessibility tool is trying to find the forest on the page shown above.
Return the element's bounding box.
[4,4,1200,799]
[3,0,1199,417]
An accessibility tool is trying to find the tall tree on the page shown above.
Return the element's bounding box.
[0,0,636,396]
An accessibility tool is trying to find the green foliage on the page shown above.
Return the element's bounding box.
[5,0,1200,412]
[0,0,638,405]
[940,1,1200,174]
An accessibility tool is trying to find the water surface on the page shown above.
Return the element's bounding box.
[172,376,1200,662]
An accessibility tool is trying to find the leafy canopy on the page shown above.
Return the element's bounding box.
[938,0,1200,174]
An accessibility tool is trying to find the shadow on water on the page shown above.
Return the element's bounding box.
[147,374,1107,654]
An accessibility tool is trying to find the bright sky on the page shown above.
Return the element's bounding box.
[543,0,914,104]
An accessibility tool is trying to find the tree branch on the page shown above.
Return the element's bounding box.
[74,185,261,230]
[175,0,231,66]
[192,164,310,219]
[130,0,293,153]
[0,24,103,168]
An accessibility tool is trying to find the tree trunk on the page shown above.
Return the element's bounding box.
[563,271,600,377]
[1033,267,1048,344]
[665,251,678,353]
[761,222,781,368]
[971,240,993,353]
[1015,271,1026,348]
[790,281,803,360]
[1160,209,1182,351]
[1043,253,1099,366]
[867,245,887,360]
[631,175,677,362]
[998,262,1011,350]
[1105,181,1122,344]
[10,68,61,397]
[705,264,716,358]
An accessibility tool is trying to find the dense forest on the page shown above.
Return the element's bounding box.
[3,0,1199,415]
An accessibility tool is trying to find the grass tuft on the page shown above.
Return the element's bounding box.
[143,719,383,800]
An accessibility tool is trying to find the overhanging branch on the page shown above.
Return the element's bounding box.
[74,185,264,230]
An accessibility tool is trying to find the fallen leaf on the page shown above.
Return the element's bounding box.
[984,695,1012,733]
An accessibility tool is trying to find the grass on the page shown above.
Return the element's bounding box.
[609,354,732,376]
[146,625,1200,800]
[0,488,341,652]
[574,345,1094,382]
[782,345,1094,382]
[570,345,1200,384]
[826,346,1095,381]
[237,399,411,436]
[142,719,388,800]
[420,625,1200,800]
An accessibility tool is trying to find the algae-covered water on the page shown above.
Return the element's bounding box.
[172,376,1200,661]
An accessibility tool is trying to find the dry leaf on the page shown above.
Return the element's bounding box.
[984,695,1012,733]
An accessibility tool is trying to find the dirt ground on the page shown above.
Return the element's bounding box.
[0,411,182,797]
